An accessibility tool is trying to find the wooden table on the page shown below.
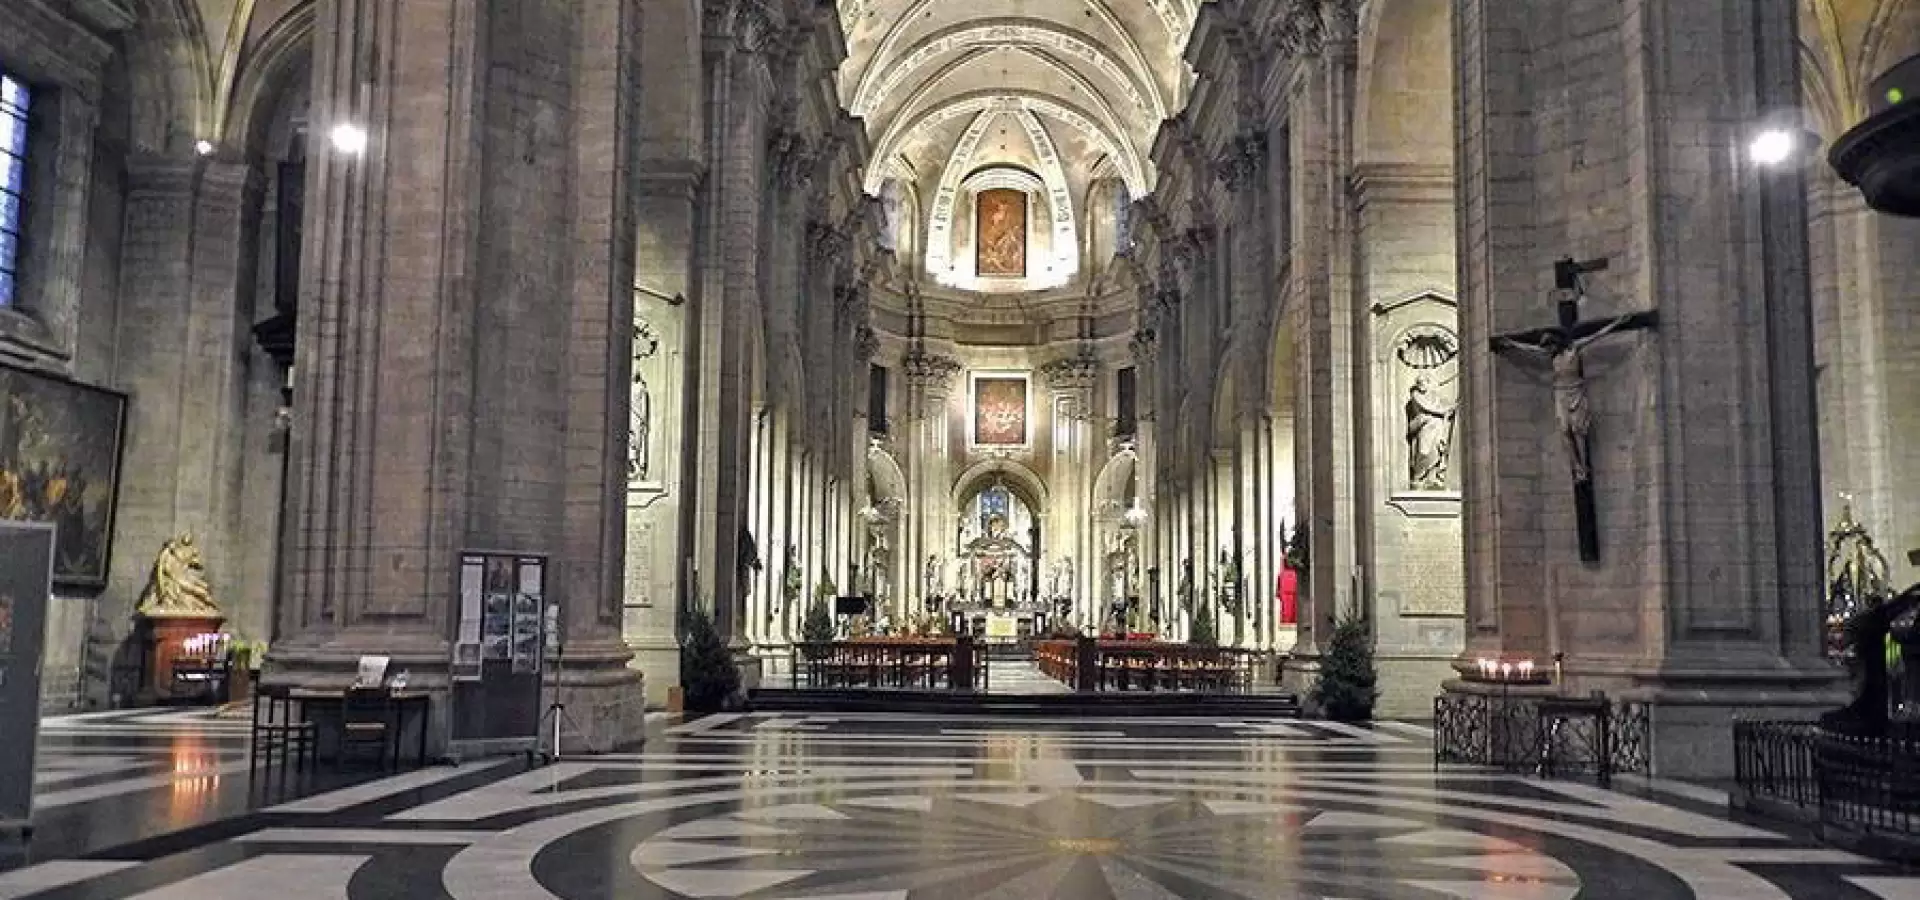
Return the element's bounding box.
[287,688,432,769]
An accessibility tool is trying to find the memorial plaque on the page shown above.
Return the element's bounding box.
[0,521,54,832]
[1397,524,1465,616]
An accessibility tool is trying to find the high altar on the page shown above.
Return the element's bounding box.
[945,487,1048,640]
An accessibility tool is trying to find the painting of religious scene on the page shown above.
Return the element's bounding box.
[973,376,1028,447]
[0,364,127,586]
[975,188,1027,278]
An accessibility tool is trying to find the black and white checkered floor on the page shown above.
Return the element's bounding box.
[2,707,1914,898]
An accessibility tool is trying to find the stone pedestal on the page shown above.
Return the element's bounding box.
[140,615,222,702]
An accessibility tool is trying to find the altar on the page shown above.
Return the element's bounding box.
[949,602,1049,644]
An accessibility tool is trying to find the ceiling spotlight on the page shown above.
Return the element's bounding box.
[329,123,369,156]
[193,139,214,156]
[1749,128,1798,166]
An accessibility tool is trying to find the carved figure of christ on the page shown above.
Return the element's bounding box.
[1490,277,1658,562]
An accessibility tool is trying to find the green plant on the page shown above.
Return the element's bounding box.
[230,639,268,671]
[802,592,837,647]
[1284,522,1309,572]
[1313,611,1379,722]
[1189,599,1218,647]
[680,606,739,713]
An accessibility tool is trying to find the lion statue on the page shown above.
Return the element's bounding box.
[135,534,222,618]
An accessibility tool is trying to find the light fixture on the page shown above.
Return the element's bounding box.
[193,139,214,156]
[329,122,369,156]
[1122,499,1149,529]
[1749,128,1799,166]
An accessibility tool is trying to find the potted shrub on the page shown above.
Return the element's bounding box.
[1189,599,1219,647]
[680,606,740,712]
[1313,611,1379,722]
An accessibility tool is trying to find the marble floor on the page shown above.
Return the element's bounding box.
[2,709,1915,898]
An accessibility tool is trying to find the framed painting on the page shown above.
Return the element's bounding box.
[0,363,128,587]
[971,374,1029,447]
[975,188,1027,278]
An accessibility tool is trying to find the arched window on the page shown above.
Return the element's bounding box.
[0,72,31,307]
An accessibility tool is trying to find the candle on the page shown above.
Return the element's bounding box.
[1499,662,1512,680]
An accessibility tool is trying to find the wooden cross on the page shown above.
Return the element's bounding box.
[1489,258,1659,563]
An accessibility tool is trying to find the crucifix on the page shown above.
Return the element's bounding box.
[1489,257,1658,562]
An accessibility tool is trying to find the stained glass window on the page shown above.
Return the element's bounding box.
[0,72,29,308]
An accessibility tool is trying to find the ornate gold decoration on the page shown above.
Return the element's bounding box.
[135,535,222,619]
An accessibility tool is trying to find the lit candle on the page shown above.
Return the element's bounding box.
[1499,662,1513,680]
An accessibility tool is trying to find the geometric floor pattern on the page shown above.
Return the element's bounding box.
[4,709,1918,898]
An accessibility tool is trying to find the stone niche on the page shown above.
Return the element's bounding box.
[1369,291,1464,620]
[622,294,687,706]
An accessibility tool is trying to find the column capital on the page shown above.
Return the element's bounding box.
[1212,131,1267,192]
[903,350,962,394]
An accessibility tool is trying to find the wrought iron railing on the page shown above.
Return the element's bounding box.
[1738,720,1920,844]
[1433,691,1651,783]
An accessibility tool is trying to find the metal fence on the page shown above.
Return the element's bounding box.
[1433,691,1651,783]
[1736,719,1920,848]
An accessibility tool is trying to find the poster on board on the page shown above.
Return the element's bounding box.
[0,521,54,831]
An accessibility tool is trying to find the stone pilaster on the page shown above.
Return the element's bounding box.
[1451,0,1841,776]
[109,158,267,649]
[903,350,961,611]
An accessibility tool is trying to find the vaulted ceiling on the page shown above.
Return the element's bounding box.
[835,0,1199,203]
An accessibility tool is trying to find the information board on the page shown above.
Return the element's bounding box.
[447,552,547,757]
[0,521,54,834]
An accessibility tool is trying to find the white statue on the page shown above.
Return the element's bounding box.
[1051,556,1074,599]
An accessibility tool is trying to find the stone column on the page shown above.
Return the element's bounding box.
[1451,0,1840,775]
[1808,171,1920,584]
[1283,27,1362,683]
[273,0,645,748]
[689,11,778,647]
[904,351,960,611]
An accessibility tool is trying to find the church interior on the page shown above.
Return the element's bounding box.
[5,0,1920,893]
[3,0,1920,890]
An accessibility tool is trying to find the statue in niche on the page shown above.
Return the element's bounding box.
[136,535,222,618]
[1396,326,1460,491]
[629,372,651,482]
[1404,374,1458,490]
[629,321,660,482]
[955,557,973,603]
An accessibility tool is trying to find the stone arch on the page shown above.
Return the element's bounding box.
[1353,0,1454,168]
[950,457,1049,515]
[124,0,216,153]
[851,17,1165,122]
[866,443,908,507]
[221,1,314,157]
[866,89,1147,196]
[1209,349,1239,451]
[1089,446,1139,521]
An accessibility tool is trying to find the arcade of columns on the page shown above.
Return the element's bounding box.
[1127,0,1842,771]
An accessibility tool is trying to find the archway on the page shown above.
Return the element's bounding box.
[1351,0,1467,713]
